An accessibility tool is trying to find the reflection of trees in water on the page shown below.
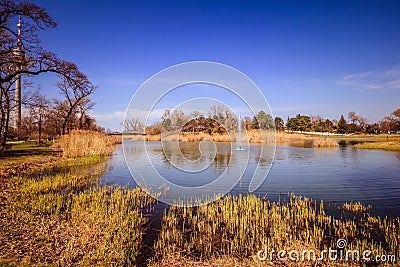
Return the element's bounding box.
[214,152,232,172]
[161,142,214,169]
[159,142,236,173]
[258,155,274,167]
[124,145,146,158]
[178,142,202,161]
[253,153,273,167]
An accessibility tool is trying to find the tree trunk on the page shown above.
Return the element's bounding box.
[38,116,42,145]
[2,107,10,152]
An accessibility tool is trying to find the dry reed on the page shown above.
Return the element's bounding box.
[313,137,339,148]
[55,130,121,157]
[6,161,156,265]
[342,201,369,213]
[154,194,399,265]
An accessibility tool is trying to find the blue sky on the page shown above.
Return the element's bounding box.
[32,0,400,130]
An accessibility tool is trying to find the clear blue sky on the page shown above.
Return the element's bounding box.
[32,0,400,130]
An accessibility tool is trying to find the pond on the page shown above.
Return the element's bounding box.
[73,140,400,217]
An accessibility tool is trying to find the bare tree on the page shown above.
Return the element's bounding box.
[77,97,94,130]
[123,117,143,133]
[391,108,400,131]
[161,109,170,121]
[171,109,185,129]
[56,76,96,134]
[243,116,252,130]
[0,0,96,151]
[207,104,238,132]
[28,89,49,144]
[348,111,357,125]
[208,104,225,121]
[189,110,203,119]
[348,111,368,131]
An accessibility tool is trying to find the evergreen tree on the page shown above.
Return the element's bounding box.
[252,116,259,129]
[337,115,348,134]
[274,117,285,131]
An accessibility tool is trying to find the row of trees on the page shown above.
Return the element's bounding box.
[124,105,277,134]
[14,88,103,144]
[124,106,400,135]
[286,109,400,134]
[1,1,99,151]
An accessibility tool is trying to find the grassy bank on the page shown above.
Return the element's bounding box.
[353,141,400,151]
[0,157,156,265]
[1,131,151,265]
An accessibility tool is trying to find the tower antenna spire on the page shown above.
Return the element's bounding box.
[17,15,21,46]
[13,15,24,137]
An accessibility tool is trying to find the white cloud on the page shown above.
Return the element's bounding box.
[339,67,400,91]
[90,111,125,131]
[91,111,125,121]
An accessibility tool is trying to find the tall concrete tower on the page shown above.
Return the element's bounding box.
[13,16,24,136]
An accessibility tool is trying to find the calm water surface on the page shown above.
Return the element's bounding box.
[99,141,400,217]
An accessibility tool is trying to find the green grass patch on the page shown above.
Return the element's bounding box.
[7,141,58,157]
[353,141,400,151]
[61,155,106,166]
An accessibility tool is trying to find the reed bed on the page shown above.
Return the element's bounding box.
[146,134,161,141]
[353,141,400,151]
[342,201,370,213]
[313,137,339,148]
[128,130,280,144]
[62,186,154,265]
[154,194,399,265]
[274,131,310,143]
[2,159,156,265]
[55,130,121,157]
[243,129,279,143]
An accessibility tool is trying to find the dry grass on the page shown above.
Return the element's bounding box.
[54,130,121,157]
[126,130,279,144]
[148,253,263,267]
[61,186,153,266]
[154,194,399,265]
[0,157,156,266]
[342,201,370,213]
[313,137,339,148]
[149,253,370,267]
[353,141,400,151]
[274,131,310,143]
[146,134,161,141]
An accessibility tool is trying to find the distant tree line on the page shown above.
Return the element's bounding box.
[125,106,400,136]
[124,105,277,135]
[285,108,400,134]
